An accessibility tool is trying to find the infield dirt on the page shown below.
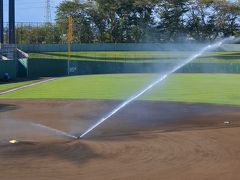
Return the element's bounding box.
[0,100,240,180]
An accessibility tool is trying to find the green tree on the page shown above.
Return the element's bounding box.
[155,0,188,42]
[212,0,240,37]
[56,0,94,43]
[15,0,240,44]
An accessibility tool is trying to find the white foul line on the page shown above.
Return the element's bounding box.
[0,78,57,95]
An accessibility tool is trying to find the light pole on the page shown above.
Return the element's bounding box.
[9,0,15,44]
[0,0,3,44]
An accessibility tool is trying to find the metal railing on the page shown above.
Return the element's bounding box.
[0,44,16,60]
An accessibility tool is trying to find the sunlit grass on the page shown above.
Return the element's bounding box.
[1,74,240,106]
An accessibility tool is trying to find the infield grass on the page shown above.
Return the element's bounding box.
[1,74,240,105]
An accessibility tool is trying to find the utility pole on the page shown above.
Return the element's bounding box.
[45,0,51,23]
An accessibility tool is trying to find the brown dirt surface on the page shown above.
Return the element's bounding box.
[0,100,240,180]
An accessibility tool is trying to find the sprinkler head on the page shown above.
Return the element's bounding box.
[9,139,18,144]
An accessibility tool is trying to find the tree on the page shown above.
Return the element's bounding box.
[212,0,240,38]
[56,0,94,43]
[14,0,240,44]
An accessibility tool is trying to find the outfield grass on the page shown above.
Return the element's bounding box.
[1,74,240,105]
[0,81,35,92]
[29,51,240,63]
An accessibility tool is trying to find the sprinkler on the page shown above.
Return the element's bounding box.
[9,139,18,144]
[8,139,35,145]
[76,136,81,140]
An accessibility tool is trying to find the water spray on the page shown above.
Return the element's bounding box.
[79,37,235,138]
[7,123,78,144]
[30,123,78,140]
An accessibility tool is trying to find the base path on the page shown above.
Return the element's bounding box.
[0,78,57,95]
[0,100,240,180]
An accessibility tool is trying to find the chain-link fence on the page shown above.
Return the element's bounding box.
[3,22,65,44]
[3,21,101,44]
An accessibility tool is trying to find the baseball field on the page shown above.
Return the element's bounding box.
[0,51,240,180]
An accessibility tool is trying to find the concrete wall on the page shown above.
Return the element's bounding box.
[0,60,17,79]
[17,58,28,77]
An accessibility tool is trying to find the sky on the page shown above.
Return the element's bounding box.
[3,0,63,23]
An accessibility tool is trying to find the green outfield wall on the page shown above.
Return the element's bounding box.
[17,43,240,53]
[1,58,240,79]
[27,58,67,77]
[26,58,240,77]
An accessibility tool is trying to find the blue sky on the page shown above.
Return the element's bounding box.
[3,0,62,22]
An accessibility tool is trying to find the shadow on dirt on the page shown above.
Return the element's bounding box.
[0,140,101,166]
[0,104,19,112]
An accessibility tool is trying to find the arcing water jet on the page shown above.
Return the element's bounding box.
[80,37,235,138]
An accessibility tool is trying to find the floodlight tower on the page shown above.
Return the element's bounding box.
[9,0,15,44]
[0,0,3,44]
[45,0,51,23]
